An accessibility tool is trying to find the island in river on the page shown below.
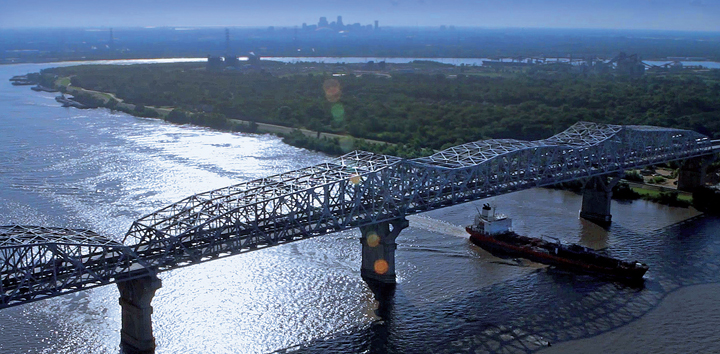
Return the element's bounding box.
[21,59,720,208]
[28,60,720,157]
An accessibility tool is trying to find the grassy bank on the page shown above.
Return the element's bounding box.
[34,64,717,209]
[556,180,695,208]
[51,76,414,157]
[39,62,720,154]
[633,187,693,203]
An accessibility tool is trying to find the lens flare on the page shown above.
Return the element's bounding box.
[366,232,380,247]
[349,174,361,185]
[323,79,341,102]
[374,259,389,275]
[331,103,345,120]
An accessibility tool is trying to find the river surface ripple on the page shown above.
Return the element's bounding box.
[0,62,718,354]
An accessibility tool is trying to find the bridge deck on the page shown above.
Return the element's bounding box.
[2,122,717,308]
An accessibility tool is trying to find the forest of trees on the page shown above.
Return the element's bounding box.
[41,62,720,157]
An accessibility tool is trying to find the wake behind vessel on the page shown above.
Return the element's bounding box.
[466,204,648,281]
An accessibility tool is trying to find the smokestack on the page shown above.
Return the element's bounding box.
[482,204,491,218]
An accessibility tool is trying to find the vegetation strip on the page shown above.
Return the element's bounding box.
[25,62,720,209]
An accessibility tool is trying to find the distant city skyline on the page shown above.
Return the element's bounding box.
[1,0,719,32]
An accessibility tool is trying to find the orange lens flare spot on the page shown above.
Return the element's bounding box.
[349,174,361,185]
[374,259,389,275]
[323,79,342,102]
[366,232,380,247]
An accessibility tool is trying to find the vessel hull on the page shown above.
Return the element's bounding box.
[467,228,648,281]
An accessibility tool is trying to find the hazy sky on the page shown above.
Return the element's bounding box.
[2,0,719,31]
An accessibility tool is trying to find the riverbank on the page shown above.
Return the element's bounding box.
[56,80,717,208]
[32,74,715,208]
[5,60,720,354]
[24,61,720,188]
[48,77,400,156]
[34,61,720,160]
[541,283,720,354]
[5,56,720,68]
[550,179,696,208]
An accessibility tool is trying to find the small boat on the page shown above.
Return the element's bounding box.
[467,204,648,281]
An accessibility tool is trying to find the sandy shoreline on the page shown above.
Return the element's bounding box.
[540,283,720,354]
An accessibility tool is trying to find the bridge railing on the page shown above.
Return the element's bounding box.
[118,124,715,273]
[1,226,152,309]
[123,169,393,270]
[2,123,718,309]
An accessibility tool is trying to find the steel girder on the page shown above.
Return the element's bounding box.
[1,122,715,309]
[0,225,151,308]
[122,122,713,272]
[122,150,404,269]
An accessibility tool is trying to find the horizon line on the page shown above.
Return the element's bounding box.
[1,25,719,35]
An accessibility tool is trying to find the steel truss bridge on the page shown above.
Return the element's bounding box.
[2,122,719,309]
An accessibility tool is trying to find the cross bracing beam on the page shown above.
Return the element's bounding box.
[121,122,714,273]
[712,140,720,151]
[1,226,152,309]
[1,122,716,309]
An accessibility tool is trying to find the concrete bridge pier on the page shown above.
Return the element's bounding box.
[117,275,162,354]
[677,156,713,192]
[360,218,409,285]
[580,174,622,225]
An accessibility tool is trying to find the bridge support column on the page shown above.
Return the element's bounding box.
[677,157,713,192]
[117,275,162,354]
[580,175,621,225]
[360,218,409,284]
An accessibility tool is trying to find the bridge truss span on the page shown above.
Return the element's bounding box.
[0,225,151,308]
[401,122,713,211]
[122,122,714,273]
[1,122,716,309]
[123,150,405,270]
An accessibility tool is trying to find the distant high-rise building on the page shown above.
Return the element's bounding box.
[319,17,329,27]
[302,23,307,30]
[374,20,379,30]
[337,16,344,28]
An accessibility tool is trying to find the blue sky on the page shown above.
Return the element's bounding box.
[2,0,719,31]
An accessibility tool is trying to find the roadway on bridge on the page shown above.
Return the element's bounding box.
[2,122,718,309]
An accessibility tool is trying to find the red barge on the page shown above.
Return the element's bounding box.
[467,204,648,281]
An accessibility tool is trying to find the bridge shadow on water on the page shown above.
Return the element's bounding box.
[275,215,720,354]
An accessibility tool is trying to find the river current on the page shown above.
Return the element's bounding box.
[1,62,719,354]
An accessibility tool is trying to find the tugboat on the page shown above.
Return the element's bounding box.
[467,204,649,282]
